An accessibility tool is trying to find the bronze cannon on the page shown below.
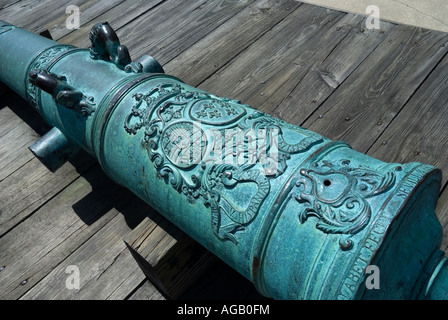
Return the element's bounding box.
[0,20,447,300]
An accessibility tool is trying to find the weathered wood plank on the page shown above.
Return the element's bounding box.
[0,109,41,181]
[58,0,165,46]
[117,0,251,64]
[0,0,101,33]
[19,201,152,300]
[198,4,347,107]
[0,153,94,237]
[44,0,127,41]
[124,218,217,299]
[0,101,95,237]
[302,26,448,153]
[164,0,302,87]
[0,0,20,10]
[0,93,50,139]
[268,16,395,122]
[0,0,135,40]
[0,107,26,140]
[0,165,133,299]
[367,51,448,184]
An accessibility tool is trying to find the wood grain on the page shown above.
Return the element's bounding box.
[302,26,448,153]
[368,51,448,182]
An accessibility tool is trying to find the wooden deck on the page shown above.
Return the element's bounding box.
[1,0,448,300]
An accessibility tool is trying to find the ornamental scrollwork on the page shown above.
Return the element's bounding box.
[124,82,324,244]
[295,160,397,250]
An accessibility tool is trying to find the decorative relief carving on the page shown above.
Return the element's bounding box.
[161,121,206,169]
[336,164,426,299]
[189,98,247,125]
[295,160,397,250]
[124,82,324,244]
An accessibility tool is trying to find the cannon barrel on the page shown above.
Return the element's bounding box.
[1,20,447,300]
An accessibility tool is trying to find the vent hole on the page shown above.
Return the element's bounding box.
[324,180,332,187]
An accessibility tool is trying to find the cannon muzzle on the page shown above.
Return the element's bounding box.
[1,20,447,300]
